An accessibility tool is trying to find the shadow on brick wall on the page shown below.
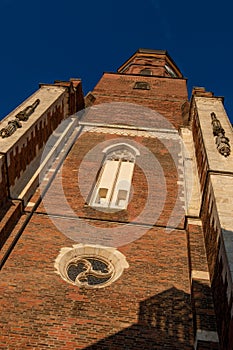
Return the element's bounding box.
[0,199,22,250]
[212,237,233,350]
[84,286,193,350]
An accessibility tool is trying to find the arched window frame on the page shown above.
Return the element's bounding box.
[89,143,140,210]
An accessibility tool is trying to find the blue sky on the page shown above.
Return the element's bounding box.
[0,0,233,122]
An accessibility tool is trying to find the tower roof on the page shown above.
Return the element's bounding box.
[117,48,183,78]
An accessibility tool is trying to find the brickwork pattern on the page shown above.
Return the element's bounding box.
[190,92,233,349]
[7,103,64,191]
[54,79,84,116]
[201,182,221,280]
[0,51,216,350]
[89,73,187,129]
[187,221,219,348]
[36,131,185,230]
[0,200,22,249]
[187,222,209,274]
[0,155,8,207]
[0,122,192,348]
[212,253,233,350]
[201,182,231,349]
[192,110,209,193]
[0,214,192,349]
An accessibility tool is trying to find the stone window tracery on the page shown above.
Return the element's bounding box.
[67,257,113,286]
[89,143,139,210]
[54,244,129,288]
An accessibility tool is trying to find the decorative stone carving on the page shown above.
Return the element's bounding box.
[0,119,22,138]
[55,244,129,289]
[0,99,40,138]
[106,149,135,162]
[15,99,40,121]
[211,112,231,157]
[67,257,113,286]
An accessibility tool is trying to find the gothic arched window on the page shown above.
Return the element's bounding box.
[89,143,139,210]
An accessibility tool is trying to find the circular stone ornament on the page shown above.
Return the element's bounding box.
[54,244,129,288]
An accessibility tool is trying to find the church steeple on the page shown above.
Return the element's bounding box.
[117,48,182,78]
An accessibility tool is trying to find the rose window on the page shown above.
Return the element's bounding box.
[67,257,113,286]
[54,244,129,289]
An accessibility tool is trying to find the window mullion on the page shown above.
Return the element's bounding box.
[109,159,122,206]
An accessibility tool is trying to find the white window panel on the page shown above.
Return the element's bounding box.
[92,160,119,207]
[110,161,135,209]
[89,143,139,210]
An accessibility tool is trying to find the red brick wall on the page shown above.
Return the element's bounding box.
[0,54,197,349]
[54,79,84,116]
[201,182,232,349]
[123,56,167,76]
[0,124,193,348]
[192,112,209,193]
[201,182,220,280]
[187,222,219,348]
[89,73,187,129]
[0,158,22,250]
[0,155,8,207]
[187,223,209,274]
[212,251,233,350]
[0,214,192,349]
[191,102,232,349]
[36,131,185,230]
[7,103,65,190]
[0,200,22,249]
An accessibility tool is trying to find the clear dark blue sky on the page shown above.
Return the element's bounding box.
[1,0,233,121]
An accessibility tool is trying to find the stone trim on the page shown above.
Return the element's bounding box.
[194,330,219,349]
[82,125,180,140]
[191,270,210,281]
[54,244,129,289]
[0,86,67,153]
[79,121,178,134]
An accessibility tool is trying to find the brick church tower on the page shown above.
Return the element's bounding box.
[0,49,233,349]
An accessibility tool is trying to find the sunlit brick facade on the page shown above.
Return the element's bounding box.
[0,49,233,349]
